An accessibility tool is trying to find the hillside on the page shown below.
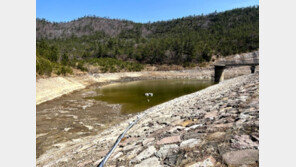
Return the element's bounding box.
[36,6,259,76]
[36,17,140,39]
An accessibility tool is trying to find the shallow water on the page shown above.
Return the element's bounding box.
[91,79,214,114]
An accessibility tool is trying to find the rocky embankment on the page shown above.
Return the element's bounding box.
[37,72,259,167]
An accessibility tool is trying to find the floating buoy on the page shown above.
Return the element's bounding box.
[145,93,153,97]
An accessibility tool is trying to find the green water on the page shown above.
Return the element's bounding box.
[92,79,214,114]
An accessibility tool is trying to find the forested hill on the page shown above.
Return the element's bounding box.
[36,6,258,76]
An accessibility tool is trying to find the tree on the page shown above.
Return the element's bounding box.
[61,53,69,65]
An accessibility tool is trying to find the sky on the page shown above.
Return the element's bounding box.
[37,0,259,23]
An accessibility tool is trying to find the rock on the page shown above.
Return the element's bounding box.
[156,144,179,159]
[142,137,155,146]
[164,154,179,166]
[156,136,181,145]
[81,90,96,97]
[131,146,157,163]
[126,145,143,159]
[111,152,123,160]
[93,158,103,166]
[239,113,251,120]
[235,118,246,126]
[223,107,233,112]
[228,109,239,114]
[213,123,233,129]
[239,96,248,102]
[184,124,203,131]
[122,143,136,151]
[180,139,202,149]
[185,156,216,167]
[169,126,184,133]
[64,127,71,132]
[239,165,251,167]
[207,132,226,140]
[183,132,204,140]
[231,135,259,149]
[222,97,229,101]
[96,150,108,158]
[180,120,195,127]
[77,160,92,167]
[134,157,161,167]
[204,110,218,120]
[251,133,259,141]
[222,149,259,166]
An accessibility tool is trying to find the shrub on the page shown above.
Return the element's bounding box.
[56,66,73,76]
[36,56,52,76]
[61,53,69,65]
[77,62,88,71]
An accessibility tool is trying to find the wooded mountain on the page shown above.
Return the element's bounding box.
[36,6,259,75]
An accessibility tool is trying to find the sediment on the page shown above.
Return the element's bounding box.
[37,72,259,167]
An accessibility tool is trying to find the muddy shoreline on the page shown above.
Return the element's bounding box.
[36,83,132,158]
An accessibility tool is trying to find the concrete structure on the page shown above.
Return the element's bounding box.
[214,57,259,83]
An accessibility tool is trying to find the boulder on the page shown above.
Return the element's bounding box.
[180,120,195,127]
[169,126,184,133]
[142,137,155,146]
[131,146,157,163]
[184,124,203,131]
[231,135,259,149]
[185,156,216,167]
[157,136,181,145]
[156,144,179,159]
[207,132,226,140]
[134,157,161,167]
[204,110,218,120]
[222,149,259,166]
[111,152,123,160]
[180,139,202,149]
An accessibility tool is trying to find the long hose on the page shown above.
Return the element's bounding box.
[97,114,143,167]
[97,95,152,167]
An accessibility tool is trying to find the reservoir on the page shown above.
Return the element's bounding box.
[91,79,214,114]
[37,78,213,158]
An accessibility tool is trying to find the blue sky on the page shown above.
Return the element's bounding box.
[37,0,259,23]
